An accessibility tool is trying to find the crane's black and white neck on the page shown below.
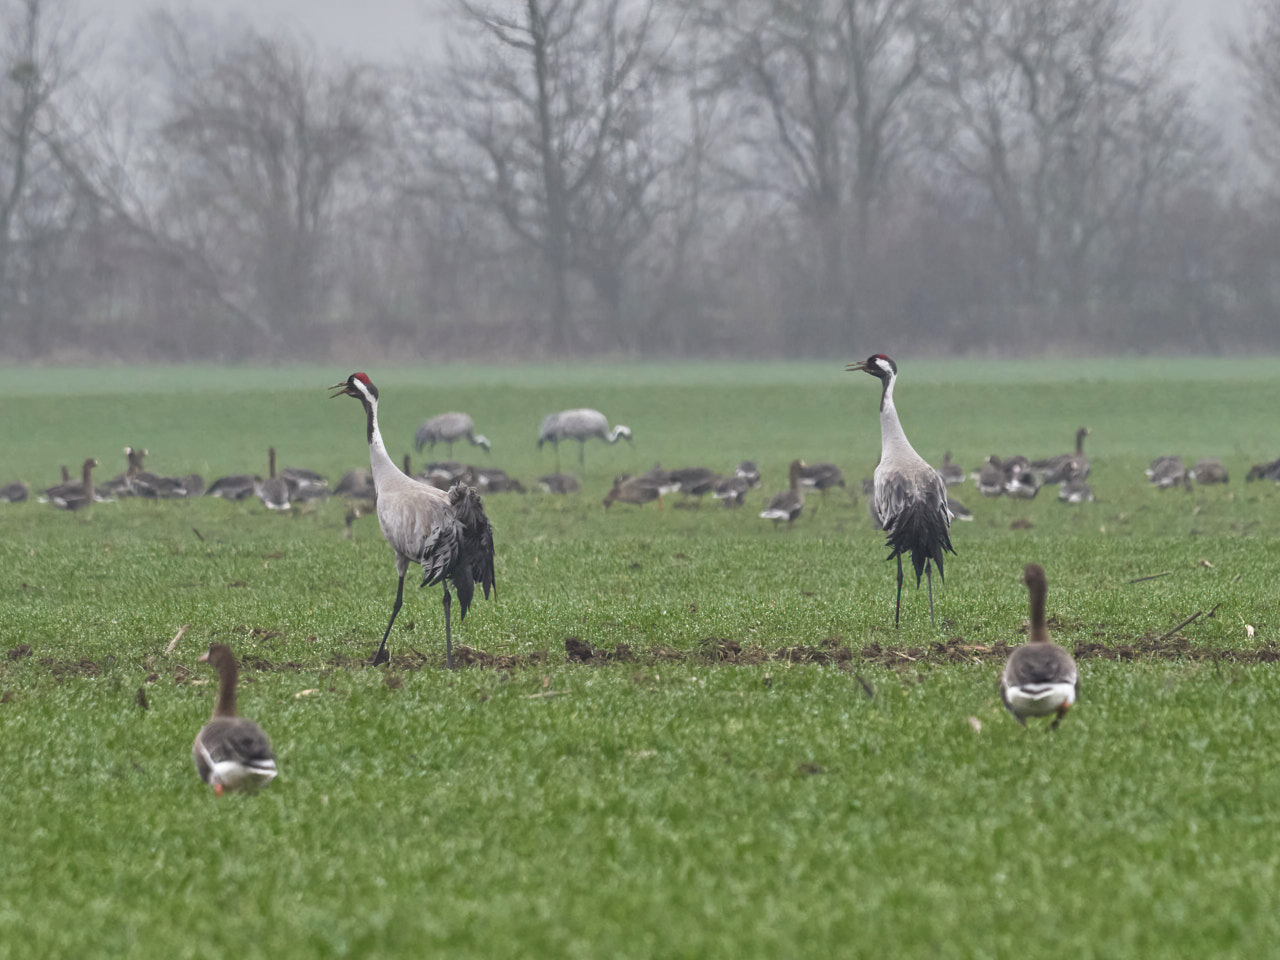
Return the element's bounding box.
[332,373,495,669]
[847,354,955,627]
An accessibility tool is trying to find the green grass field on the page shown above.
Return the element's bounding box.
[2,359,1279,958]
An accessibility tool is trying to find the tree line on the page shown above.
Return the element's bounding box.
[2,0,1279,361]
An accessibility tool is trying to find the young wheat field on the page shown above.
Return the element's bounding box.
[1,359,1279,958]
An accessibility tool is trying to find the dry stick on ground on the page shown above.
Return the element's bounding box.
[191,528,205,542]
[1128,571,1173,583]
[165,625,189,655]
[854,673,876,699]
[1156,603,1222,644]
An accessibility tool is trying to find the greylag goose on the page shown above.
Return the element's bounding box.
[1058,479,1094,504]
[937,451,965,486]
[1032,428,1091,484]
[537,472,580,494]
[1189,459,1228,484]
[735,461,762,489]
[0,480,29,503]
[759,459,805,526]
[603,474,664,509]
[1000,564,1079,730]
[42,458,101,511]
[206,474,260,501]
[192,644,279,796]
[255,447,291,511]
[975,456,1005,497]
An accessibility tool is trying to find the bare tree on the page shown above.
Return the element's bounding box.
[924,0,1213,339]
[125,14,385,351]
[692,0,928,351]
[413,0,675,352]
[0,0,89,354]
[1232,0,1280,190]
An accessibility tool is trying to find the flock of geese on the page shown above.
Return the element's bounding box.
[10,359,1275,796]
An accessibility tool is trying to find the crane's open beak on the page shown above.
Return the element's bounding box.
[846,360,869,373]
[328,382,350,399]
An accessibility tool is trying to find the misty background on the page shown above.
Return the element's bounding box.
[1,0,1276,362]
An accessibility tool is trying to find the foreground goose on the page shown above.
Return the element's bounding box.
[1000,564,1079,730]
[759,459,806,526]
[192,644,278,796]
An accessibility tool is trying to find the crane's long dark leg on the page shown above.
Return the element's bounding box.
[926,562,935,625]
[373,573,405,666]
[578,441,586,469]
[554,442,561,473]
[894,554,904,628]
[442,585,453,670]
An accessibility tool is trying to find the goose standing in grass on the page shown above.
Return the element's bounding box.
[192,644,278,796]
[1189,458,1229,484]
[1000,564,1079,730]
[1033,428,1091,484]
[937,451,965,486]
[603,474,664,509]
[41,458,101,512]
[255,447,291,511]
[415,412,491,457]
[847,355,955,627]
[735,461,762,489]
[538,409,631,470]
[331,373,495,669]
[975,456,1005,497]
[759,459,806,526]
[0,480,29,503]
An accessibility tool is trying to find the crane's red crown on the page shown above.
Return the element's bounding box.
[353,372,371,385]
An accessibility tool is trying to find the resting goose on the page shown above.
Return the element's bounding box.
[711,474,749,506]
[1002,456,1040,499]
[1148,456,1190,490]
[759,460,805,526]
[975,456,1005,497]
[1189,458,1228,485]
[537,472,580,494]
[0,480,29,503]
[603,474,664,509]
[1058,479,1094,504]
[735,461,762,489]
[192,643,278,796]
[937,451,965,486]
[1000,564,1079,730]
[1246,458,1280,482]
[42,458,101,511]
[255,447,291,511]
[1033,427,1091,484]
[334,468,376,499]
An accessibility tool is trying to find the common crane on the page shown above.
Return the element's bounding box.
[1000,564,1079,730]
[192,644,279,796]
[847,354,955,627]
[537,409,631,471]
[414,412,491,457]
[331,373,495,669]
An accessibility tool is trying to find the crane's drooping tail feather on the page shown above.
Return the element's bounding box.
[418,483,496,620]
[883,500,956,585]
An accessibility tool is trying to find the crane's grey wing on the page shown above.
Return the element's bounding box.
[414,420,436,452]
[875,465,954,583]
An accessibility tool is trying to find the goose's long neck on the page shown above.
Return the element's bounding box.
[214,658,238,718]
[81,462,94,498]
[1076,431,1086,456]
[362,395,401,484]
[878,375,914,458]
[1028,580,1049,644]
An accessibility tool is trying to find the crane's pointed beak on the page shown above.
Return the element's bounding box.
[328,382,349,399]
[846,361,869,373]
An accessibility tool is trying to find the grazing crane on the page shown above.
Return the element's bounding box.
[847,354,955,627]
[255,447,291,511]
[192,644,279,796]
[331,373,495,669]
[415,412,491,457]
[1000,564,1079,730]
[538,409,631,470]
